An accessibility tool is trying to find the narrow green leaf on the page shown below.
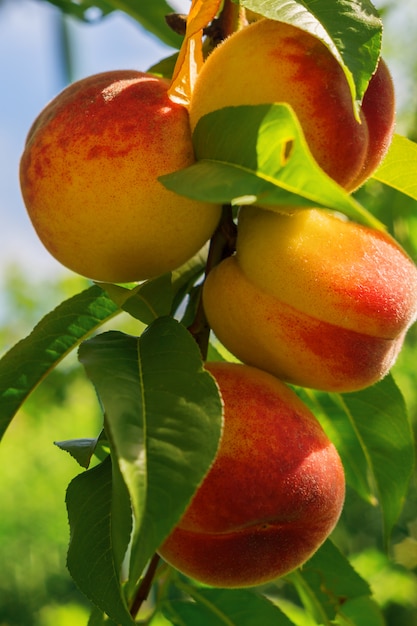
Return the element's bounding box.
[164,585,296,626]
[241,0,382,103]
[100,274,173,325]
[100,250,207,324]
[161,105,384,230]
[170,249,208,315]
[339,375,415,542]
[270,598,318,626]
[78,319,223,592]
[373,134,417,201]
[66,457,134,626]
[0,284,119,442]
[288,540,370,623]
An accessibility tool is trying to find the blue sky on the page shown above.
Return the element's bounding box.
[1,0,416,287]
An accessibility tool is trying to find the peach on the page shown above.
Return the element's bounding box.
[19,70,221,283]
[202,208,417,392]
[350,58,396,189]
[158,361,345,588]
[189,19,395,190]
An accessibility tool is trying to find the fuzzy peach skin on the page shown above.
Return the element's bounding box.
[189,19,395,191]
[202,208,417,392]
[19,70,221,283]
[350,58,395,189]
[158,362,345,588]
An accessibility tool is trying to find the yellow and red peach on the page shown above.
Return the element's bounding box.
[19,70,221,283]
[158,361,345,587]
[189,19,395,190]
[202,208,417,392]
[350,58,396,188]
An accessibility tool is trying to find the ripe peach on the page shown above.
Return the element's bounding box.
[202,208,417,392]
[158,361,345,588]
[350,58,396,189]
[19,70,221,283]
[189,19,395,191]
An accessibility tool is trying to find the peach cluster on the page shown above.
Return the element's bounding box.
[160,18,417,588]
[18,15,417,591]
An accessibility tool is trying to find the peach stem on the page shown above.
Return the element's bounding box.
[129,553,161,619]
[187,205,236,359]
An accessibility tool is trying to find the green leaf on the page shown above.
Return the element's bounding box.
[148,53,179,79]
[54,437,101,468]
[45,0,183,48]
[88,605,118,626]
[164,585,296,626]
[335,596,385,626]
[149,612,175,626]
[297,389,372,505]
[241,0,382,104]
[78,318,223,591]
[100,251,208,324]
[66,456,134,626]
[0,284,119,442]
[160,104,384,230]
[287,540,370,624]
[298,375,415,540]
[339,375,415,543]
[100,274,174,326]
[44,0,113,20]
[373,134,417,201]
[169,249,208,316]
[271,598,318,626]
[112,0,183,48]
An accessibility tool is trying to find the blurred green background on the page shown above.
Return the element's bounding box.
[1,1,417,625]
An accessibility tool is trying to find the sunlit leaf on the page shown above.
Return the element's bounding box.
[168,0,222,105]
[373,134,417,201]
[78,318,223,591]
[0,284,119,442]
[66,457,134,626]
[240,0,382,105]
[161,104,384,230]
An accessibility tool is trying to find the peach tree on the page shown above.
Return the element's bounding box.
[1,0,417,624]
